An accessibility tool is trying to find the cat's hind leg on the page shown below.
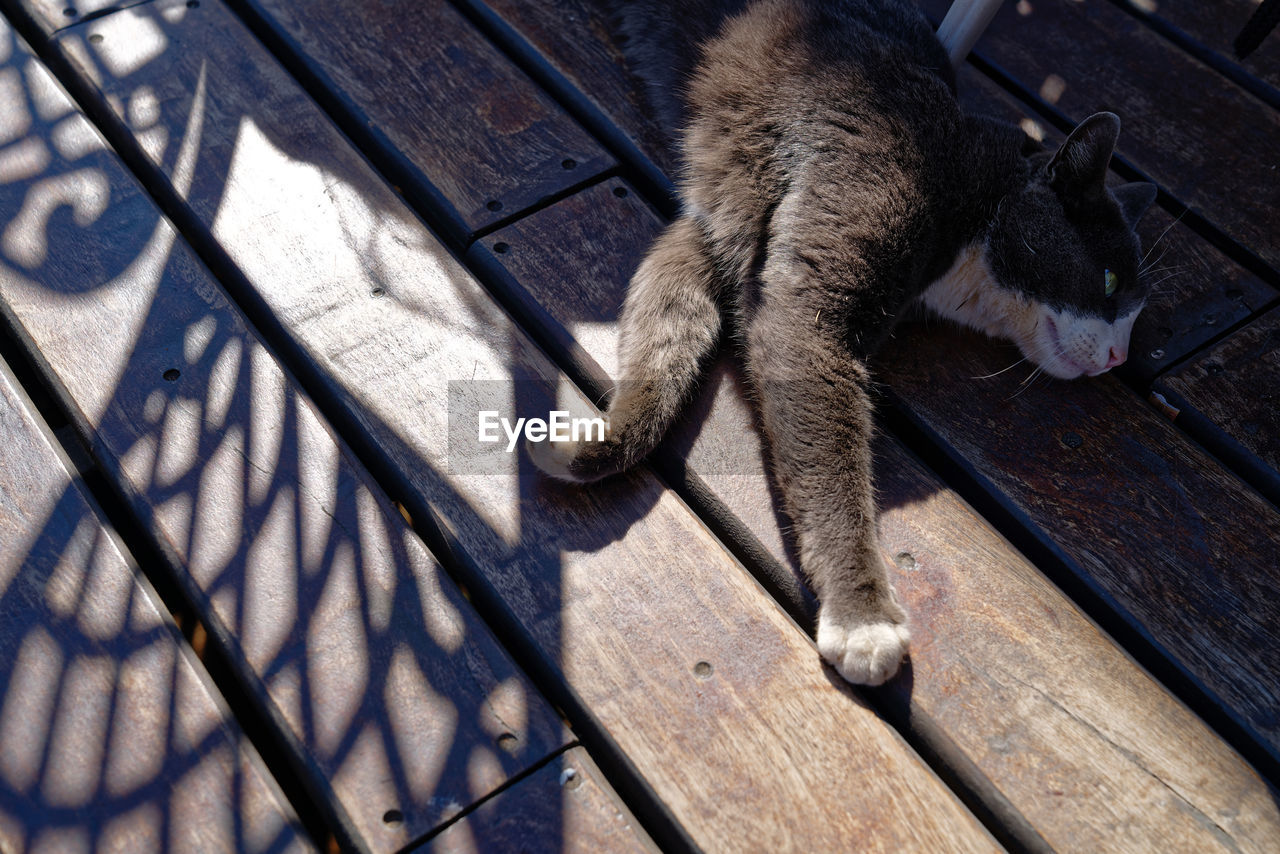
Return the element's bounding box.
[745,271,909,686]
[530,215,723,482]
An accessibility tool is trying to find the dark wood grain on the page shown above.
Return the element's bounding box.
[31,2,1000,849]
[457,0,680,183]
[415,749,658,854]
[234,0,613,242]
[471,179,1280,852]
[0,356,314,854]
[1111,0,1280,97]
[950,67,1277,384]
[1157,307,1280,501]
[920,0,1280,272]
[880,321,1280,760]
[0,19,567,851]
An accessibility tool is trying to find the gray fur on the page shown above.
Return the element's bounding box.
[537,0,1157,685]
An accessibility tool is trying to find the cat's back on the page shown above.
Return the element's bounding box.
[608,0,953,130]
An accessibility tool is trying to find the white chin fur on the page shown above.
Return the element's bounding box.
[1029,304,1142,379]
[917,243,1143,380]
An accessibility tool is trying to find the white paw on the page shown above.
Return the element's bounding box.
[526,436,587,482]
[816,614,910,686]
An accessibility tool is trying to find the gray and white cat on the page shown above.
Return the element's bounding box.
[531,0,1157,685]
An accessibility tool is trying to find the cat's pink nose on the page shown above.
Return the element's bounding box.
[1105,346,1127,369]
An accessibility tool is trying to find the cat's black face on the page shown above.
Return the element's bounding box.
[984,114,1157,378]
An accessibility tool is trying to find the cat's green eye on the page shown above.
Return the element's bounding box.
[1104,269,1119,297]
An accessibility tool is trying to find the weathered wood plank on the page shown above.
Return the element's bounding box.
[880,320,1280,761]
[919,0,1280,272]
[1111,0,1280,98]
[32,2,1002,850]
[949,67,1277,384]
[0,356,314,854]
[1156,307,1280,502]
[234,0,614,242]
[455,0,680,183]
[414,749,658,854]
[471,179,1280,852]
[20,0,149,35]
[0,21,567,852]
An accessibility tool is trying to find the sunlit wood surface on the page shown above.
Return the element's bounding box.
[1,0,1277,851]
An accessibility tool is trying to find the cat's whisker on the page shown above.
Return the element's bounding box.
[972,355,1029,380]
[1138,207,1186,270]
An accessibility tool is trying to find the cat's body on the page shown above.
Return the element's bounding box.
[532,0,1156,685]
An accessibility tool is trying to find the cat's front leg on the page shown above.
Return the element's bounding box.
[745,287,909,686]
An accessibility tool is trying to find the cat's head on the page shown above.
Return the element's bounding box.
[970,113,1158,379]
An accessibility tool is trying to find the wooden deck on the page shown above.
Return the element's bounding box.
[0,0,1277,851]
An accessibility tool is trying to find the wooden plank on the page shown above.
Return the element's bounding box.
[919,0,1280,272]
[414,749,658,854]
[455,0,680,183]
[33,3,1003,850]
[949,67,1277,384]
[0,21,568,852]
[1156,307,1280,502]
[234,0,614,242]
[471,179,1280,853]
[20,0,151,36]
[0,356,314,854]
[879,320,1280,761]
[1111,0,1280,98]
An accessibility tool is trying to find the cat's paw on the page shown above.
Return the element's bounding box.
[526,435,590,483]
[816,613,910,686]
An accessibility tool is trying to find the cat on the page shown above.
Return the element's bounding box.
[530,0,1158,685]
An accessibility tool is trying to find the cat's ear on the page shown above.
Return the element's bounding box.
[1047,112,1120,197]
[1112,182,1158,227]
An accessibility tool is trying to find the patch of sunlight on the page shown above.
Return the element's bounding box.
[247,343,286,508]
[0,67,30,146]
[296,395,341,576]
[1020,117,1047,143]
[51,114,105,161]
[467,743,504,802]
[204,335,243,430]
[104,640,172,798]
[242,486,298,669]
[100,802,162,851]
[310,540,371,759]
[1131,0,1158,11]
[168,742,235,851]
[387,644,457,801]
[1039,73,1067,104]
[85,12,167,79]
[128,84,168,162]
[479,677,529,744]
[0,137,51,184]
[410,552,466,655]
[154,396,202,488]
[78,528,135,639]
[565,319,621,380]
[2,167,110,268]
[40,516,94,619]
[43,654,112,807]
[353,485,398,635]
[182,312,217,364]
[189,425,247,587]
[268,659,302,735]
[0,625,60,792]
[22,57,73,123]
